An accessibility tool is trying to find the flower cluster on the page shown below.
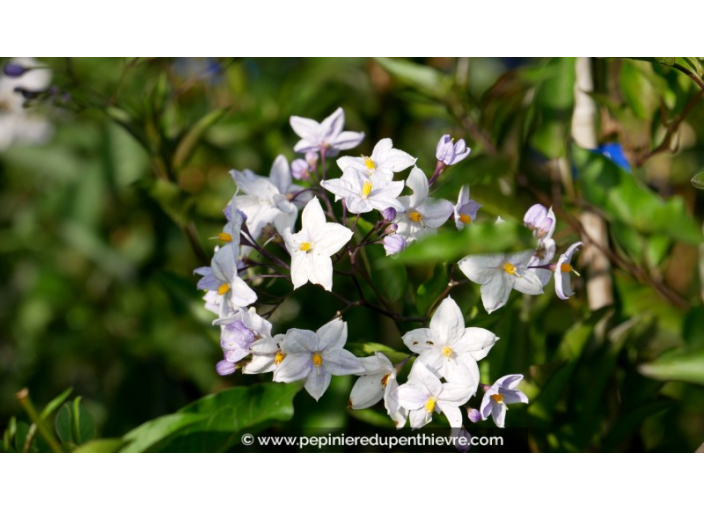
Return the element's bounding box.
[195,107,584,438]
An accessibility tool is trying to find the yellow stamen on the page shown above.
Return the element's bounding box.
[363,156,375,170]
[381,373,391,387]
[442,346,453,358]
[491,393,504,404]
[274,352,286,365]
[361,180,373,198]
[424,396,437,414]
[459,214,472,225]
[408,211,423,223]
[218,232,233,242]
[503,262,519,276]
[561,263,580,276]
[299,242,312,252]
[312,352,323,367]
[217,283,230,295]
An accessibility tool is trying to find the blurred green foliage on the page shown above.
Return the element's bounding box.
[2,57,704,452]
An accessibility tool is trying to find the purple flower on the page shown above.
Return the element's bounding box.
[456,428,472,453]
[436,134,471,166]
[291,158,310,180]
[216,360,237,376]
[383,234,406,256]
[480,374,529,428]
[467,408,481,423]
[382,207,397,222]
[524,204,555,239]
[289,107,365,156]
[220,320,256,363]
[555,242,583,300]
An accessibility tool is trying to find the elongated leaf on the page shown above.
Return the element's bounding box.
[639,349,704,385]
[121,382,301,452]
[374,58,451,100]
[40,388,73,420]
[173,107,229,169]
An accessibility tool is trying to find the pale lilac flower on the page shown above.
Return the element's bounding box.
[382,207,397,222]
[453,185,481,230]
[467,408,481,423]
[458,250,544,313]
[230,155,308,239]
[321,168,404,214]
[480,374,529,428]
[383,234,406,256]
[336,138,416,180]
[396,361,471,430]
[274,318,363,401]
[395,167,454,242]
[402,296,498,391]
[282,197,353,291]
[0,57,53,151]
[212,307,273,374]
[290,107,364,156]
[291,158,310,180]
[555,242,583,300]
[194,244,257,309]
[436,135,471,166]
[349,353,407,428]
[524,204,556,240]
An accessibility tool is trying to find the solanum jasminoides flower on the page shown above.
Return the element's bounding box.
[274,318,363,401]
[395,167,453,242]
[290,107,364,156]
[436,134,471,166]
[349,352,407,428]
[396,361,471,430]
[282,197,353,291]
[402,296,498,391]
[194,244,257,310]
[336,138,416,180]
[555,242,583,300]
[524,204,555,240]
[458,250,544,313]
[321,167,404,214]
[480,374,529,428]
[453,185,481,230]
[383,234,406,256]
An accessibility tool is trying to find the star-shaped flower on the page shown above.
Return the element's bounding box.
[555,242,583,300]
[349,352,407,428]
[290,107,364,156]
[395,167,453,242]
[282,197,353,291]
[480,374,529,428]
[453,185,481,230]
[321,167,404,214]
[402,296,498,391]
[194,244,257,310]
[336,138,415,180]
[458,250,544,313]
[396,361,471,430]
[274,318,363,401]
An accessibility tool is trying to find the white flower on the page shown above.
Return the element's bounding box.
[282,197,353,291]
[336,138,415,180]
[230,155,305,239]
[458,250,544,313]
[349,352,407,428]
[403,296,498,392]
[0,57,52,151]
[274,318,363,401]
[321,168,404,214]
[555,242,583,300]
[194,244,257,309]
[453,185,481,230]
[290,107,364,156]
[524,204,557,287]
[480,374,529,428]
[243,333,288,375]
[396,361,471,430]
[395,167,453,242]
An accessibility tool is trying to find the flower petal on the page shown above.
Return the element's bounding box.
[305,369,332,401]
[429,297,465,347]
[481,274,512,313]
[457,254,503,285]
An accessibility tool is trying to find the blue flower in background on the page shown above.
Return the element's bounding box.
[591,142,631,173]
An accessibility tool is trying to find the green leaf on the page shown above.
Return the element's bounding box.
[374,58,452,100]
[148,179,195,227]
[121,382,301,452]
[574,145,702,244]
[530,57,576,159]
[690,171,704,190]
[173,107,229,170]
[73,439,127,453]
[639,349,704,385]
[55,404,72,444]
[390,220,534,265]
[620,60,657,120]
[55,398,96,445]
[40,387,73,421]
[345,342,408,364]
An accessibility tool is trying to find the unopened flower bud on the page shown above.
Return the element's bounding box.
[291,158,310,180]
[3,63,27,77]
[221,320,255,351]
[305,151,318,168]
[467,408,481,423]
[216,360,237,376]
[523,204,547,231]
[384,223,398,235]
[436,134,471,166]
[382,207,397,222]
[456,427,472,453]
[383,234,406,256]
